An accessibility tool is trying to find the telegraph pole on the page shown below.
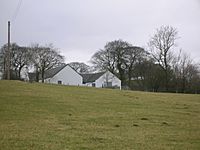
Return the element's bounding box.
[7,21,11,80]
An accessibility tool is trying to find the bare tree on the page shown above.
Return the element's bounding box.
[172,50,200,93]
[11,46,31,79]
[91,39,131,85]
[0,44,7,78]
[90,49,116,73]
[148,25,178,91]
[124,46,146,87]
[69,62,91,73]
[30,44,64,82]
[178,52,192,93]
[132,58,165,91]
[0,43,31,79]
[188,64,200,94]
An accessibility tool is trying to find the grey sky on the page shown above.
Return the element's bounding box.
[0,0,200,64]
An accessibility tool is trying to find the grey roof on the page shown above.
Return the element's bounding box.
[28,64,68,81]
[81,72,106,83]
[28,64,106,83]
[44,65,67,79]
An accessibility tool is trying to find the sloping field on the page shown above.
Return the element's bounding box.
[0,80,200,150]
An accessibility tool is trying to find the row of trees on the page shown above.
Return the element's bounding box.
[0,25,199,93]
[0,43,93,82]
[0,43,64,82]
[90,40,146,87]
[90,26,200,93]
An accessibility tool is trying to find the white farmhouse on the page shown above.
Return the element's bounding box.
[28,64,121,89]
[81,71,121,89]
[29,64,82,86]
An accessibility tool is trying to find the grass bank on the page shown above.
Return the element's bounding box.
[0,80,200,149]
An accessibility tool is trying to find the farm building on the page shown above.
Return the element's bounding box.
[81,71,121,89]
[28,64,121,89]
[28,64,82,86]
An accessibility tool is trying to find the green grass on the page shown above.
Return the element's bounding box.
[0,80,200,150]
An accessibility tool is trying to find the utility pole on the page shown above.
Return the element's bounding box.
[6,21,11,80]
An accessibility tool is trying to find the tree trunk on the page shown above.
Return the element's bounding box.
[117,63,125,86]
[35,66,39,82]
[18,66,24,80]
[128,69,132,88]
[165,70,169,91]
[181,78,186,93]
[41,68,45,83]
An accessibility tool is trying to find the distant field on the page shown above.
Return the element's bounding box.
[0,80,200,150]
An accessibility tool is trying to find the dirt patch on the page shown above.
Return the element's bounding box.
[141,117,148,120]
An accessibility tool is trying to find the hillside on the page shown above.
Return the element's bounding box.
[0,80,200,150]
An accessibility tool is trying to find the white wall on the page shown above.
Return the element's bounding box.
[21,67,29,81]
[45,65,82,86]
[95,71,121,89]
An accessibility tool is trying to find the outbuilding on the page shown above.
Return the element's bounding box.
[28,65,121,89]
[29,64,82,86]
[81,71,121,89]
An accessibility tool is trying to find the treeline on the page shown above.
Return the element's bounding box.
[0,43,64,82]
[90,26,200,93]
[0,25,200,93]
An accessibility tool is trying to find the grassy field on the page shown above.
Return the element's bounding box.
[0,80,200,150]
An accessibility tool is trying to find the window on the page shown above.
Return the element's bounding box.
[92,83,96,87]
[107,82,112,87]
[58,81,62,84]
[104,82,112,87]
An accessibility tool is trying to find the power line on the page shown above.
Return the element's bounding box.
[11,0,23,22]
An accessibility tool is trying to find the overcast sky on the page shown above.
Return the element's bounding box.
[1,0,200,64]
